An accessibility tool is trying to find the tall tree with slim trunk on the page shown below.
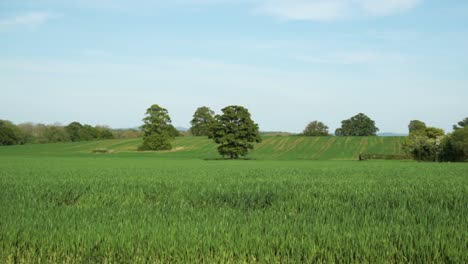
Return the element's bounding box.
[139,104,174,151]
[209,105,261,159]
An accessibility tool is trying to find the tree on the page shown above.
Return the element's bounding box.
[408,120,427,135]
[440,126,468,162]
[453,117,468,130]
[425,127,445,139]
[335,113,379,136]
[139,104,174,151]
[302,121,329,136]
[190,106,215,136]
[168,125,181,138]
[65,122,83,142]
[78,125,99,141]
[209,105,261,159]
[43,125,70,143]
[95,126,114,139]
[404,125,445,162]
[0,120,22,146]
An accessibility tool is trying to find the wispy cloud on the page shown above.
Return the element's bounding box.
[290,50,407,65]
[257,0,423,21]
[0,12,57,31]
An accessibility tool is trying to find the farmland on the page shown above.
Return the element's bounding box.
[0,135,406,160]
[0,137,467,263]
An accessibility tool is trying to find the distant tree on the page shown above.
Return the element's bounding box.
[408,120,427,135]
[139,104,174,151]
[190,107,215,136]
[65,122,83,142]
[209,105,261,159]
[0,120,22,146]
[95,126,114,139]
[335,113,379,136]
[168,125,182,138]
[112,129,141,139]
[78,125,99,141]
[453,117,468,130]
[440,126,468,162]
[43,125,71,143]
[404,125,445,162]
[425,127,445,139]
[403,135,442,162]
[302,121,329,136]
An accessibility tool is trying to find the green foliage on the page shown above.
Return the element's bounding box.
[403,135,443,162]
[0,150,467,262]
[408,120,427,135]
[95,126,115,139]
[335,113,379,136]
[404,122,446,162]
[140,104,174,151]
[302,121,329,136]
[43,125,70,143]
[0,120,23,146]
[65,122,83,142]
[190,106,215,136]
[209,105,261,159]
[424,127,445,139]
[440,127,468,162]
[453,117,468,130]
[138,132,172,151]
[78,124,99,141]
[168,125,181,137]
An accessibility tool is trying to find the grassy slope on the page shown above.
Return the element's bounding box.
[0,136,406,160]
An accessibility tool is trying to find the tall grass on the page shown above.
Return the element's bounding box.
[1,153,467,263]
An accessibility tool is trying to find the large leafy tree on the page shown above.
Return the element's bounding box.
[453,117,468,130]
[209,105,261,159]
[139,104,174,151]
[190,106,215,136]
[302,121,329,136]
[335,113,379,136]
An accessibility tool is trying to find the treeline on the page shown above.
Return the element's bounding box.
[0,120,141,146]
[403,119,468,162]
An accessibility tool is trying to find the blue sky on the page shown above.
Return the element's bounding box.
[1,0,467,133]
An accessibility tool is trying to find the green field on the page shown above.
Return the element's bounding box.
[1,137,467,263]
[0,136,406,160]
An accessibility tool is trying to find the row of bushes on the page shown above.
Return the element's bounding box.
[0,120,141,146]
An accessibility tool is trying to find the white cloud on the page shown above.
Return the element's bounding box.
[257,0,423,21]
[291,50,407,65]
[0,12,56,31]
[357,0,423,15]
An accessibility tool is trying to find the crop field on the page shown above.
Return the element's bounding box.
[0,136,406,160]
[0,138,467,263]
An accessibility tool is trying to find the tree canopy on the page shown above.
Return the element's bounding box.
[453,117,468,130]
[139,104,174,151]
[335,113,379,136]
[302,121,329,136]
[209,105,261,159]
[408,120,427,135]
[0,120,23,146]
[190,106,215,136]
[440,126,468,162]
